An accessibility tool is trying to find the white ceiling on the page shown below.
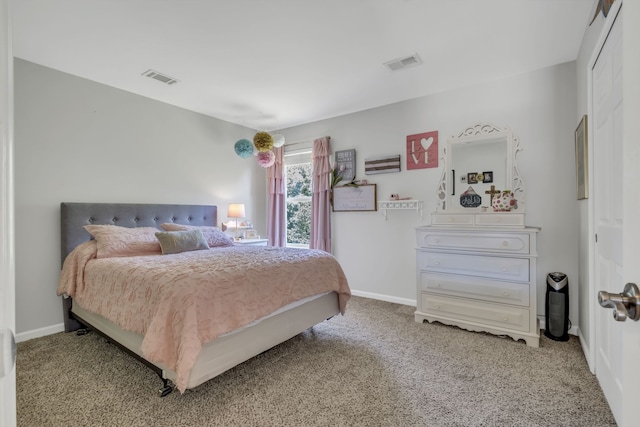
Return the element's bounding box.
[12,0,595,131]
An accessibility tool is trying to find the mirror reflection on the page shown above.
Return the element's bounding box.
[437,123,523,213]
[450,136,507,208]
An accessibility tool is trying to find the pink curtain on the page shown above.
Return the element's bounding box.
[310,137,332,252]
[267,146,286,247]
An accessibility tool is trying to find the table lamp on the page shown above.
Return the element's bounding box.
[227,203,246,240]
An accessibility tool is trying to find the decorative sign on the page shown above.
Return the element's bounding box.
[335,149,356,182]
[406,131,438,170]
[460,186,482,208]
[332,184,377,212]
[365,155,401,175]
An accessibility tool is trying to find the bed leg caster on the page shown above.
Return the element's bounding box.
[159,385,173,397]
[158,378,173,397]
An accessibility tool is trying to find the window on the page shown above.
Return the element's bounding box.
[284,146,312,248]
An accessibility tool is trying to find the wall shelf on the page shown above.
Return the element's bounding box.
[378,200,423,220]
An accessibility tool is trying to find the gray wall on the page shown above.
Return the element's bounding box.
[279,62,580,327]
[14,58,266,335]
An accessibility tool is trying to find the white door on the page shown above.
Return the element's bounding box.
[593,5,623,420]
[0,0,16,425]
[593,3,640,426]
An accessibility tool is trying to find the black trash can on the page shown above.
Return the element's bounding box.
[545,272,569,341]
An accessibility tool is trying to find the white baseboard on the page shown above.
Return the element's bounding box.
[16,323,64,343]
[350,290,416,307]
[578,328,595,374]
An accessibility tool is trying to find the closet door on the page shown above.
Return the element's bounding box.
[592,4,640,426]
[592,6,622,418]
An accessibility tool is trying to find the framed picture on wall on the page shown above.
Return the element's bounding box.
[575,115,588,200]
[335,149,356,182]
[332,184,377,212]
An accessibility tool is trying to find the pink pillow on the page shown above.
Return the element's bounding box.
[160,223,234,247]
[84,225,162,258]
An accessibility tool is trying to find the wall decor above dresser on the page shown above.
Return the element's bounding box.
[416,123,541,347]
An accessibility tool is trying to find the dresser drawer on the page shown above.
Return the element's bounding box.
[474,213,525,227]
[416,230,530,254]
[430,214,474,226]
[418,251,530,282]
[419,272,529,306]
[420,294,530,332]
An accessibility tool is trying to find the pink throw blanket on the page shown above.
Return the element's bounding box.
[58,241,351,392]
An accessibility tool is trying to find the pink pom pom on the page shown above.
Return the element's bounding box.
[257,150,275,168]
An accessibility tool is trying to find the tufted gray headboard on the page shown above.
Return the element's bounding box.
[60,202,218,263]
[60,202,218,331]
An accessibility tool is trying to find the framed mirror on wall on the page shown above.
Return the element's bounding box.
[433,123,525,227]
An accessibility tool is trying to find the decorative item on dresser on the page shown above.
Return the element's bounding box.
[418,123,541,347]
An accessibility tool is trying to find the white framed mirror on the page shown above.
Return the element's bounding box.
[434,123,524,225]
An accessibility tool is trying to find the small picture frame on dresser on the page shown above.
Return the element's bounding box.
[244,229,258,239]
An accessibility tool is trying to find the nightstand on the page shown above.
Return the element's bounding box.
[235,239,268,246]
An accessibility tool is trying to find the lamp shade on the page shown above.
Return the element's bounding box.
[227,203,246,219]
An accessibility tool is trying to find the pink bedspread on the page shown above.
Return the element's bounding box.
[58,241,351,393]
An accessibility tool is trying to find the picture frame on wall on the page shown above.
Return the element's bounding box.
[575,115,588,200]
[335,149,356,182]
[332,184,377,212]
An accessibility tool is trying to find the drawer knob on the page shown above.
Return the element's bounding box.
[434,282,441,288]
[434,238,440,243]
[496,217,502,223]
[435,304,441,309]
[502,291,510,297]
[502,316,509,321]
[502,241,509,247]
[501,268,508,272]
[449,217,454,222]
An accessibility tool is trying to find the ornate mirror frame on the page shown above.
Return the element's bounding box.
[433,123,525,227]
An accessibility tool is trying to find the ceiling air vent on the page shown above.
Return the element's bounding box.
[384,54,423,71]
[141,69,179,85]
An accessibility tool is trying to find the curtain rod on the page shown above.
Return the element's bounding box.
[284,136,330,147]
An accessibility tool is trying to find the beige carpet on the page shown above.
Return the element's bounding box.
[17,297,615,427]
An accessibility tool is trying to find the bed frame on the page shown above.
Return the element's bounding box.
[60,202,340,396]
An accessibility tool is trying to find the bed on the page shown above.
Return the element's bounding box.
[57,202,350,396]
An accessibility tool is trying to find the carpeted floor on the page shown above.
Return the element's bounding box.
[17,297,616,427]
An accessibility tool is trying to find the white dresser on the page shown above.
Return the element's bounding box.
[415,225,541,347]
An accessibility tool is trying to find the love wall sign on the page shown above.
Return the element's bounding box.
[406,131,438,170]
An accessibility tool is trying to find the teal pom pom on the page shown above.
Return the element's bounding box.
[234,139,254,158]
